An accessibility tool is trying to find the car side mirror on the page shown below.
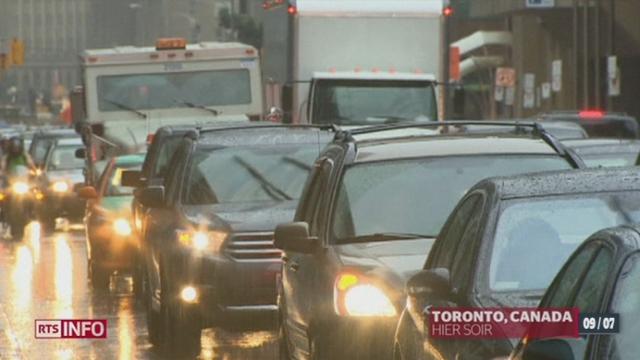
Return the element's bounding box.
[406,268,452,298]
[522,338,576,360]
[121,170,143,188]
[274,222,319,253]
[78,186,98,199]
[138,186,165,208]
[75,148,86,159]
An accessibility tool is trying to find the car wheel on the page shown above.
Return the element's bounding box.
[145,272,162,347]
[89,260,110,289]
[160,266,201,357]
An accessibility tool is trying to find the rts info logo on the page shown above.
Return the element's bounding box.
[35,319,108,339]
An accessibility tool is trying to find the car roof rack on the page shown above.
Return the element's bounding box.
[333,121,568,156]
[195,123,341,136]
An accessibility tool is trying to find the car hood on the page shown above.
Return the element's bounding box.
[182,200,298,233]
[46,169,84,185]
[334,238,436,288]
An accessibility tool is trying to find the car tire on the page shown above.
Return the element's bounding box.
[160,265,201,357]
[146,270,162,347]
[89,260,110,289]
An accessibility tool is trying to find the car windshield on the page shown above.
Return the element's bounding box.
[607,253,640,359]
[331,155,572,243]
[312,80,437,125]
[183,144,321,204]
[97,69,251,111]
[47,145,85,171]
[106,163,142,196]
[579,152,639,168]
[489,192,640,292]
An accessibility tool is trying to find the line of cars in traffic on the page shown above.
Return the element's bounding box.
[7,109,640,359]
[53,111,637,359]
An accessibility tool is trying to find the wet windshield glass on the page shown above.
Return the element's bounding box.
[183,144,320,204]
[47,145,85,171]
[97,70,251,111]
[312,80,437,125]
[490,193,640,292]
[332,155,572,243]
[608,253,640,359]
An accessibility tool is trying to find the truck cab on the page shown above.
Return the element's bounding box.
[307,72,438,125]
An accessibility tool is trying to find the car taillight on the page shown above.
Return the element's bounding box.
[579,110,604,119]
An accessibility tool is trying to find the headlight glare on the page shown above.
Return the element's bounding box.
[178,229,228,252]
[343,284,396,317]
[113,218,132,236]
[52,181,69,193]
[12,182,29,195]
[334,272,396,317]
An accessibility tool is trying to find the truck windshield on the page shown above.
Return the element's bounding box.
[97,69,251,112]
[312,79,437,125]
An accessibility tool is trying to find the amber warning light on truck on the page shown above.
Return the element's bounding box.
[35,319,108,339]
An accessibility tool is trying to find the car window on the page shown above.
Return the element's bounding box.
[331,155,570,243]
[573,248,613,313]
[430,195,480,270]
[546,244,598,308]
[450,194,485,288]
[152,136,182,179]
[164,142,190,206]
[46,145,85,171]
[105,163,143,196]
[490,192,640,292]
[604,253,640,360]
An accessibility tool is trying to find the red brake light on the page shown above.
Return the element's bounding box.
[443,6,454,17]
[287,5,297,15]
[579,110,604,119]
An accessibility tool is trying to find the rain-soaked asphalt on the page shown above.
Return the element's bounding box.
[0,223,278,360]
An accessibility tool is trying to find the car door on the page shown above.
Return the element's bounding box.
[145,140,191,305]
[282,156,333,355]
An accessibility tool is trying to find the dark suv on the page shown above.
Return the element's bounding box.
[137,124,334,355]
[537,110,639,139]
[274,122,584,360]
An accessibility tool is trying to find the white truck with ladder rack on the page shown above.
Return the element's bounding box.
[262,0,445,125]
[72,38,264,182]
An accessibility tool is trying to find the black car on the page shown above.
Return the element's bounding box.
[563,138,640,168]
[396,167,640,360]
[510,223,640,360]
[274,122,584,360]
[28,128,77,168]
[537,111,639,139]
[137,124,334,355]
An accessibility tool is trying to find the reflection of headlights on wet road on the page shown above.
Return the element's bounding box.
[177,230,228,252]
[113,218,132,236]
[180,285,198,303]
[52,181,69,193]
[334,273,396,317]
[12,182,29,195]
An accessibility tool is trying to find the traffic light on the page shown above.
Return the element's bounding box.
[0,53,10,70]
[10,38,25,66]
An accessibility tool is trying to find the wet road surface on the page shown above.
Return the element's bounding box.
[0,223,278,359]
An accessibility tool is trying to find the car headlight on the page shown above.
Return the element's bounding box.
[334,273,396,317]
[113,218,133,236]
[177,229,228,252]
[12,182,29,195]
[52,181,69,193]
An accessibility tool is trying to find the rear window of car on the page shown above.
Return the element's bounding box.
[331,154,572,243]
[489,192,640,292]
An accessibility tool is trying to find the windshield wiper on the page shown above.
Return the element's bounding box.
[176,100,220,116]
[103,98,147,119]
[340,232,431,243]
[233,156,293,201]
[282,156,312,171]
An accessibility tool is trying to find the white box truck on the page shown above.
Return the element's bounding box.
[72,38,264,182]
[262,0,445,124]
